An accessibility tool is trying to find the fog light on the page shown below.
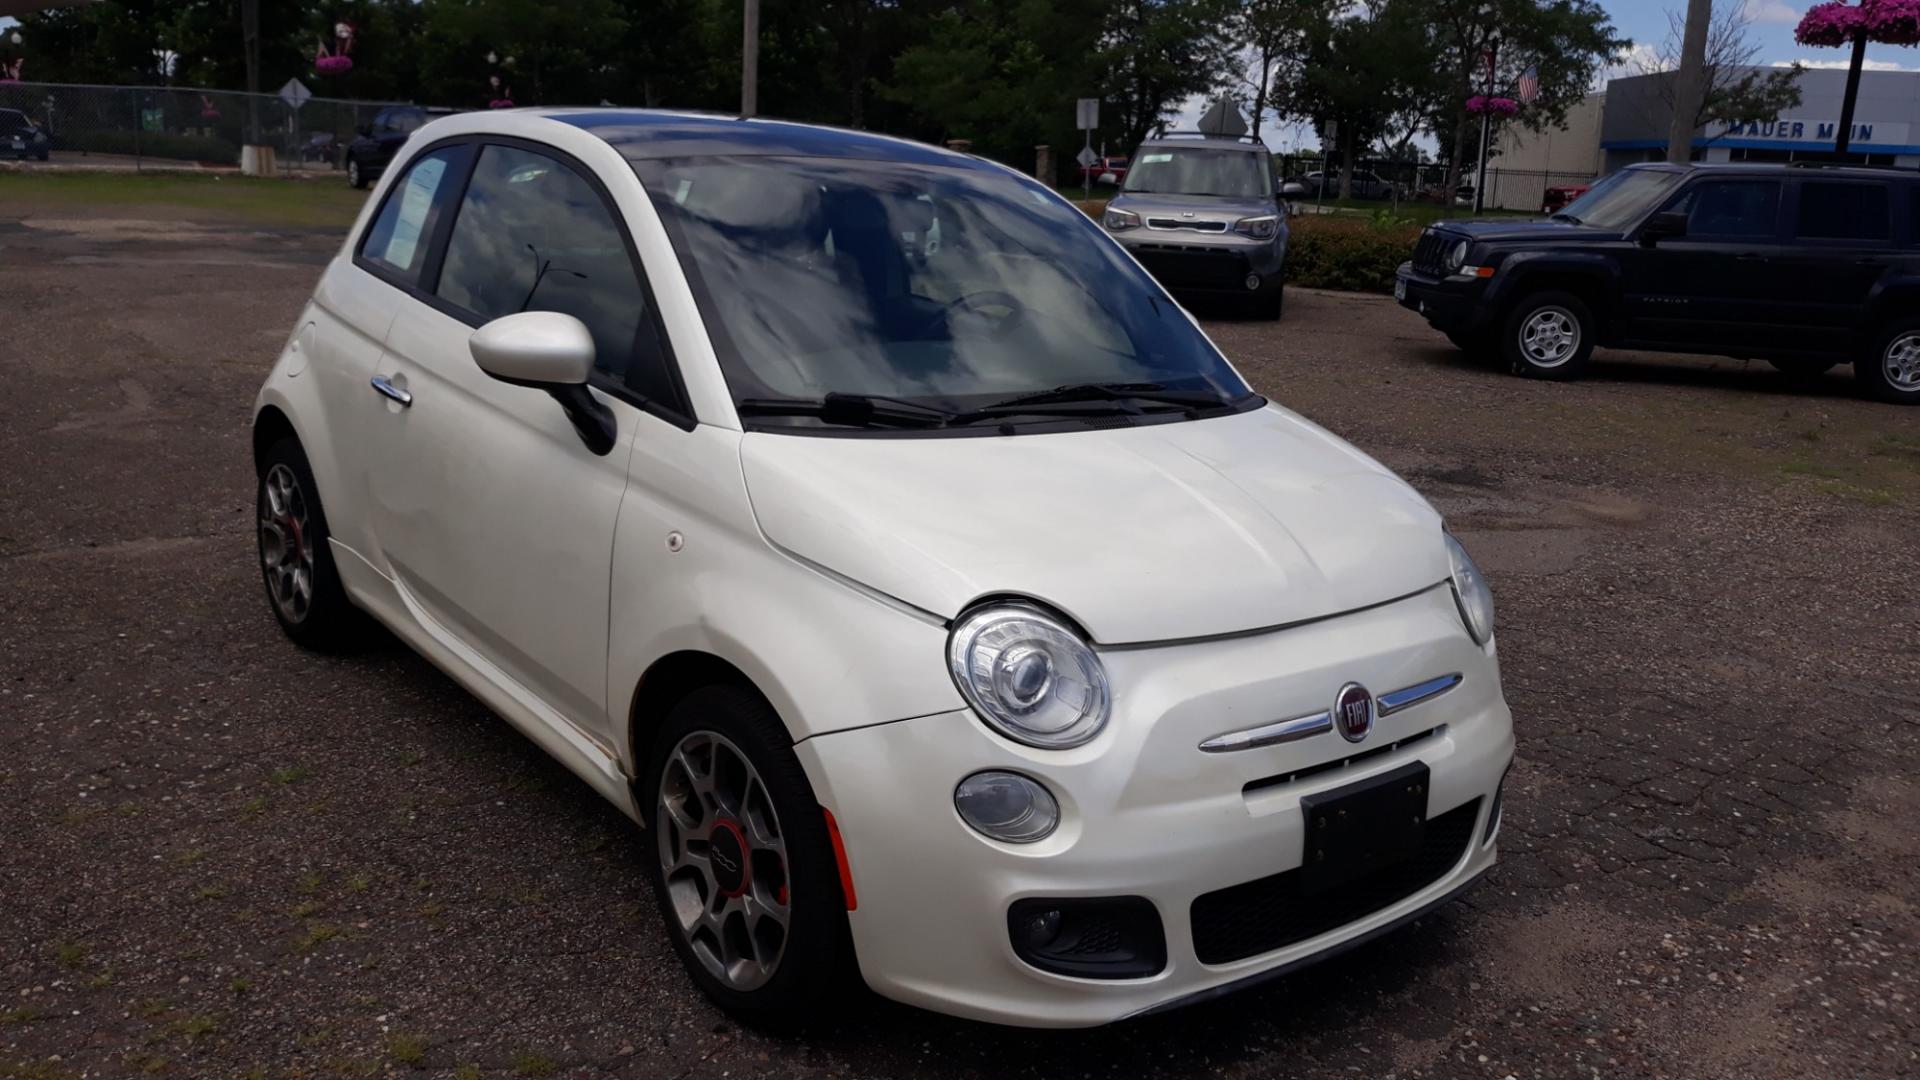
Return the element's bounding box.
[1007,897,1167,979]
[954,771,1059,843]
[1244,273,1262,291]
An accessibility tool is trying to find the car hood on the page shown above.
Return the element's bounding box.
[1435,218,1622,243]
[738,406,1447,645]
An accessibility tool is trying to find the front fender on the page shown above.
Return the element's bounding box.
[1483,250,1622,312]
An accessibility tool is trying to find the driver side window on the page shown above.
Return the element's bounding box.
[1665,180,1781,238]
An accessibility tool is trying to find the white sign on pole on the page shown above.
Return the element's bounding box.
[1075,145,1099,169]
[1076,98,1099,131]
[278,78,313,111]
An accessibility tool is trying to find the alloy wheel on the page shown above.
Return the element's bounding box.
[657,730,791,992]
[1884,332,1920,392]
[258,463,315,624]
[1519,306,1580,368]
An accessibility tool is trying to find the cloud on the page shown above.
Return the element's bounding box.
[1742,0,1802,24]
[1772,57,1916,71]
[1606,42,1667,81]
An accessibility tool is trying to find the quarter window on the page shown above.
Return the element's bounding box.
[1667,180,1780,238]
[1797,181,1890,241]
[437,144,677,407]
[358,145,466,282]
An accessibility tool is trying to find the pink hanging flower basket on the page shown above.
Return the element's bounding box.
[488,98,515,109]
[1797,0,1920,46]
[1466,95,1520,117]
[316,54,354,76]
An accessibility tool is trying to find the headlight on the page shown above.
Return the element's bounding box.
[947,604,1110,748]
[1445,533,1495,645]
[1103,207,1140,231]
[1234,214,1279,239]
[954,771,1059,843]
[1446,240,1469,271]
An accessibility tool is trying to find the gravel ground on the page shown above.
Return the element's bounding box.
[1,203,1916,1080]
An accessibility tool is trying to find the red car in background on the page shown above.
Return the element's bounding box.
[1079,155,1129,185]
[1542,181,1592,215]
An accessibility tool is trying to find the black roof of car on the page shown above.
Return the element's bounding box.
[1625,161,1917,182]
[552,109,981,169]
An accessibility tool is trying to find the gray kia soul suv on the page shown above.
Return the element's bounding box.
[1099,133,1289,319]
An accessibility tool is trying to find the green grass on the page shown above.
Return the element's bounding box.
[0,171,366,229]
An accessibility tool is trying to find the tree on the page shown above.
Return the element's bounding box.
[1098,0,1237,152]
[1421,0,1626,206]
[415,0,628,107]
[1280,0,1428,199]
[1634,0,1805,150]
[1229,0,1328,139]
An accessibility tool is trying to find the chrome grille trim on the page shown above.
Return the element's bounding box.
[1376,673,1463,717]
[1198,673,1463,753]
[1146,218,1229,232]
[1198,711,1330,753]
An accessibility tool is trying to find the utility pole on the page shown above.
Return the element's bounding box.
[740,0,759,118]
[1473,39,1496,215]
[241,0,260,144]
[1665,0,1710,163]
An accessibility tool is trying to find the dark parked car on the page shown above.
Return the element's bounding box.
[1280,169,1399,201]
[345,106,452,188]
[1395,162,1920,405]
[1100,133,1289,318]
[0,108,50,161]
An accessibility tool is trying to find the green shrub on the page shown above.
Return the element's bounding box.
[1283,215,1420,294]
[57,129,239,165]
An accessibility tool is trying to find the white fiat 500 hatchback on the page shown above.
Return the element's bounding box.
[252,109,1514,1028]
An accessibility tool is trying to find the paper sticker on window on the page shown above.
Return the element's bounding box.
[385,155,446,270]
[1140,153,1173,164]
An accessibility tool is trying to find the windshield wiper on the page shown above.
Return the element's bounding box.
[736,392,955,429]
[1549,212,1582,224]
[962,382,1235,417]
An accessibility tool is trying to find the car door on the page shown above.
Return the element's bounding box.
[1769,178,1898,355]
[1617,177,1785,350]
[361,138,688,748]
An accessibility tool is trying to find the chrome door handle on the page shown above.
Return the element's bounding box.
[370,374,412,407]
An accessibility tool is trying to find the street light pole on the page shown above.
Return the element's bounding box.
[741,0,760,118]
[1473,37,1497,216]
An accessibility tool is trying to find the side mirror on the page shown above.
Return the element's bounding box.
[1641,210,1688,247]
[469,312,616,455]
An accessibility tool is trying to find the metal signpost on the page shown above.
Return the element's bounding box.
[1076,97,1099,199]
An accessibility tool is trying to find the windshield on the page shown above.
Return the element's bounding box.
[1122,147,1270,198]
[630,155,1253,430]
[1556,168,1685,228]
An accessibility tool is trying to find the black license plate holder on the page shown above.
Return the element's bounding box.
[1298,761,1430,894]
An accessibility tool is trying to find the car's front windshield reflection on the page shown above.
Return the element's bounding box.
[629,154,1253,430]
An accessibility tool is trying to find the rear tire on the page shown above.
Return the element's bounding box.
[256,438,368,651]
[1501,290,1595,381]
[643,684,855,1029]
[347,157,367,189]
[1857,317,1920,405]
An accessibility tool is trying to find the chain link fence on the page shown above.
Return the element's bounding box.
[0,81,421,174]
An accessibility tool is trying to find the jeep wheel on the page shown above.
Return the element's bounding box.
[347,157,367,189]
[1858,317,1920,405]
[1502,291,1595,381]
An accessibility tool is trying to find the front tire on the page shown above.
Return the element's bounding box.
[256,438,365,650]
[1502,290,1595,380]
[1248,282,1284,321]
[1857,318,1920,405]
[644,684,853,1026]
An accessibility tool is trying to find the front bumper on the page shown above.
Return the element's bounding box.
[1395,261,1493,333]
[797,584,1514,1027]
[1118,234,1286,297]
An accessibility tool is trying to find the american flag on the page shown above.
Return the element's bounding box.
[1517,65,1541,103]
